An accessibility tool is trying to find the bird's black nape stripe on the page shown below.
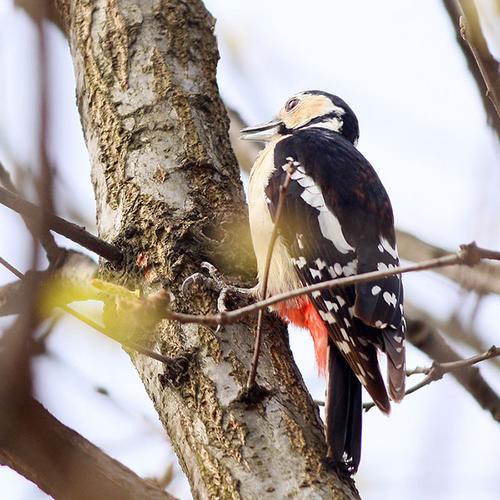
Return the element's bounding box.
[296,111,343,130]
[301,90,359,144]
[278,122,293,135]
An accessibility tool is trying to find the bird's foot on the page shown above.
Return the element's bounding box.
[182,261,256,316]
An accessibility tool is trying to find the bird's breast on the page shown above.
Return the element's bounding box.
[248,138,302,303]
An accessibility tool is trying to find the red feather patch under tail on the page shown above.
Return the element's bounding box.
[275,298,329,374]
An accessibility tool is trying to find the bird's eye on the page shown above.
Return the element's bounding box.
[285,98,300,112]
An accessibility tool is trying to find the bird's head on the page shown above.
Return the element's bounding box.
[240,90,359,145]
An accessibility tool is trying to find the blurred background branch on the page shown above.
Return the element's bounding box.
[0,399,176,500]
[442,0,500,136]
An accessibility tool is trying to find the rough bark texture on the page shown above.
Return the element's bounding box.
[54,0,359,498]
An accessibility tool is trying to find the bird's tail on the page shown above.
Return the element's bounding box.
[325,343,362,474]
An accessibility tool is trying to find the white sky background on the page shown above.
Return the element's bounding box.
[0,0,499,499]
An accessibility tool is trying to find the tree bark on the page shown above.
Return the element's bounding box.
[54,0,359,498]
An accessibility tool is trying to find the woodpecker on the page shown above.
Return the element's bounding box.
[241,90,406,474]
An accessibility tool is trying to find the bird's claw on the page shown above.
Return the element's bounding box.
[182,262,255,326]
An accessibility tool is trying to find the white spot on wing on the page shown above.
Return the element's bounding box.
[315,258,326,270]
[380,237,399,259]
[309,268,322,280]
[383,291,397,307]
[336,340,351,354]
[297,176,315,188]
[319,310,336,324]
[296,175,354,254]
[295,256,306,269]
[324,300,335,311]
[343,259,358,276]
[371,285,381,295]
[318,206,354,254]
[340,328,349,341]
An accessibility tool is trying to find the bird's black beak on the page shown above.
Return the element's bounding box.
[240,119,282,142]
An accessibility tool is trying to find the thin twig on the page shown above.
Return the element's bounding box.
[0,256,23,279]
[314,345,500,410]
[405,346,500,377]
[396,229,500,296]
[0,185,122,262]
[0,161,61,264]
[406,301,500,370]
[0,257,172,366]
[405,316,500,421]
[246,159,297,389]
[363,345,500,412]
[165,242,500,327]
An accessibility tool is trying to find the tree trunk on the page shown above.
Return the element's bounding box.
[54,0,359,498]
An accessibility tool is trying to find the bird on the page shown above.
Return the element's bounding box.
[240,90,406,474]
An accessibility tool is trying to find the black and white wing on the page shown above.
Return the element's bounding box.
[268,128,406,404]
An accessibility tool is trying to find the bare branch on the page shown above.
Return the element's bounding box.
[167,242,500,327]
[316,345,500,416]
[0,185,122,262]
[406,301,500,370]
[0,398,175,500]
[404,316,500,421]
[0,255,176,367]
[405,346,499,377]
[443,0,500,135]
[397,229,500,295]
[0,275,39,316]
[15,1,65,31]
[364,344,500,413]
[0,161,62,264]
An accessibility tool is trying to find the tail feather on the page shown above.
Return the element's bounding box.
[325,343,362,474]
[382,330,406,402]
